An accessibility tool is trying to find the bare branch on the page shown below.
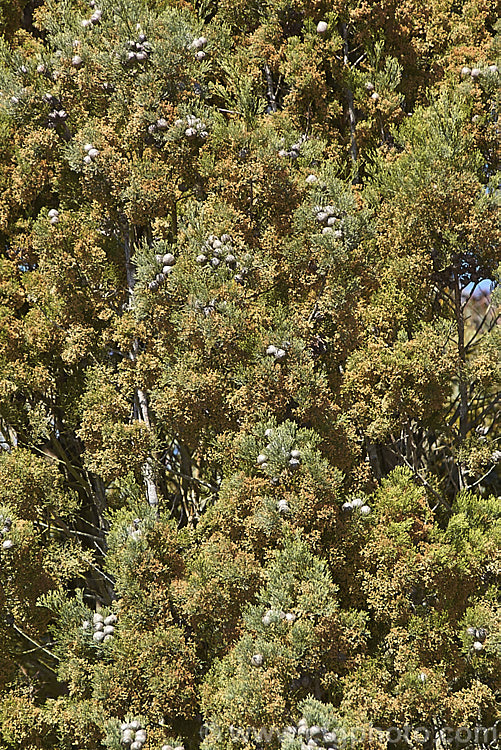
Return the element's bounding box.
[263,65,278,112]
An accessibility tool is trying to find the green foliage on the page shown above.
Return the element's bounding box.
[0,448,76,519]
[0,0,499,747]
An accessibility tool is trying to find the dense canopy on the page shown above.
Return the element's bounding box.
[0,1,499,749]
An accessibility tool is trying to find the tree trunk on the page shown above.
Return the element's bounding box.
[453,270,468,440]
[123,222,159,507]
[453,269,468,489]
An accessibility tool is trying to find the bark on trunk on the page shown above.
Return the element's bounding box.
[453,269,468,490]
[453,270,468,441]
[123,223,159,508]
[264,64,278,112]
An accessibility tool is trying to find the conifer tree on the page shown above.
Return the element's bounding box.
[0,1,499,749]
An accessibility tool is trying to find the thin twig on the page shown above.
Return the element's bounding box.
[11,623,60,662]
[464,464,496,490]
[217,107,244,116]
[166,466,218,492]
[400,454,451,512]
